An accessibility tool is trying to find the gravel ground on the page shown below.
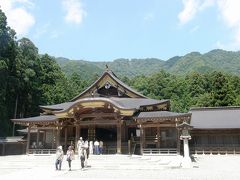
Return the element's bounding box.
[0,154,240,180]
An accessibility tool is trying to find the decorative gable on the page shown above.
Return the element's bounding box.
[71,70,146,101]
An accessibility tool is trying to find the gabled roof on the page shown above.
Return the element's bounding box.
[40,97,169,112]
[190,106,240,129]
[71,70,146,101]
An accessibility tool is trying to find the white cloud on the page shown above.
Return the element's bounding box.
[62,0,86,25]
[217,0,240,44]
[0,0,35,36]
[178,0,200,25]
[178,0,215,25]
[178,0,240,49]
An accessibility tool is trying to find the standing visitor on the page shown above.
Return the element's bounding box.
[78,146,85,169]
[99,140,103,154]
[84,140,89,159]
[66,146,75,171]
[89,141,93,155]
[77,137,84,151]
[84,140,89,167]
[55,146,64,170]
[94,140,100,155]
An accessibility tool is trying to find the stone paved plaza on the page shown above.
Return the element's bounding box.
[0,154,240,180]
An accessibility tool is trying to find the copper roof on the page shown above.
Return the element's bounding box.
[190,107,240,129]
[11,115,58,124]
[41,97,169,112]
[136,111,191,119]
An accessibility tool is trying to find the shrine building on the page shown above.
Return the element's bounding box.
[11,69,192,156]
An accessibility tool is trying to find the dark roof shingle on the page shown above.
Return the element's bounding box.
[190,107,240,129]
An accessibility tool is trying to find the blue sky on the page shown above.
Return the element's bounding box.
[0,0,240,61]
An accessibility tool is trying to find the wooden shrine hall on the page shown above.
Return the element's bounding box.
[11,69,192,156]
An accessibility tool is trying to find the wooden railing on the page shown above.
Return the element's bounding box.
[191,145,240,155]
[143,148,177,155]
[28,149,56,154]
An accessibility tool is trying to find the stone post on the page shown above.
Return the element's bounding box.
[180,130,192,168]
[177,121,192,168]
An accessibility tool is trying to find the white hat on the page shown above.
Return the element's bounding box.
[79,137,83,140]
[58,146,62,150]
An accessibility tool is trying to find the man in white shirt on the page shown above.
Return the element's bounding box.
[94,140,100,155]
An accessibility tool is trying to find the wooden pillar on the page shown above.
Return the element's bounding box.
[117,122,122,154]
[177,128,181,155]
[122,123,126,141]
[22,143,25,154]
[26,126,31,154]
[140,125,143,155]
[143,127,146,148]
[12,122,15,136]
[157,127,160,148]
[128,139,131,155]
[51,129,54,149]
[43,131,46,147]
[88,126,95,141]
[36,129,40,148]
[75,125,80,152]
[64,127,68,151]
[2,143,5,156]
[56,127,60,148]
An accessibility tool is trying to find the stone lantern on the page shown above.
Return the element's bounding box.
[177,121,193,168]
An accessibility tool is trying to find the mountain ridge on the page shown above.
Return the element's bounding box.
[55,49,240,79]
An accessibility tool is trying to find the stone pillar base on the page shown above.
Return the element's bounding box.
[181,157,192,168]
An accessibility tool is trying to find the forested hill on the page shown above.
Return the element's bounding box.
[56,49,240,78]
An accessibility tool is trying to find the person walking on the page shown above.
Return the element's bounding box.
[84,140,89,167]
[94,140,100,155]
[55,146,64,170]
[66,146,74,171]
[99,140,103,154]
[78,146,85,169]
[77,137,84,151]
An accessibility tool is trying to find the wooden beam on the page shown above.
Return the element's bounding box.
[79,120,118,126]
[142,123,176,128]
[78,112,117,119]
